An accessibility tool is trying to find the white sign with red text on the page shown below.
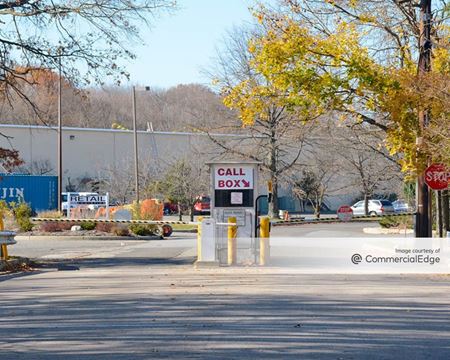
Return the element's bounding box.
[214,166,254,190]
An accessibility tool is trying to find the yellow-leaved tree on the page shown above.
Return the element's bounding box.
[223,0,449,173]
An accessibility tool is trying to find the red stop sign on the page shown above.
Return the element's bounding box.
[425,164,448,190]
[337,205,353,222]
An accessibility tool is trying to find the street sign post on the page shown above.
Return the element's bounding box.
[424,164,449,191]
[337,205,353,222]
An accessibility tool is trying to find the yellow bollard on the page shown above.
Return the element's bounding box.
[227,216,237,266]
[197,216,203,261]
[259,216,270,266]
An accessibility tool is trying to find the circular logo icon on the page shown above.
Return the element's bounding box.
[351,253,362,265]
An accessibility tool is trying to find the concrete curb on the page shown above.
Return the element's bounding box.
[272,219,379,227]
[14,235,163,241]
[173,229,197,233]
[363,227,414,235]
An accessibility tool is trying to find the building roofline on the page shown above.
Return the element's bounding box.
[0,123,259,138]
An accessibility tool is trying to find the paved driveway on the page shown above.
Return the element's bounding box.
[1,224,449,359]
[1,265,449,359]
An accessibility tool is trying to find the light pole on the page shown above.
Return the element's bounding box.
[132,85,150,205]
[415,0,432,237]
[57,49,63,212]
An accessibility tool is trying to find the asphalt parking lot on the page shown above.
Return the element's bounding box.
[1,222,449,359]
[1,265,449,359]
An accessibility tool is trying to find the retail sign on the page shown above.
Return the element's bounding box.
[214,166,253,190]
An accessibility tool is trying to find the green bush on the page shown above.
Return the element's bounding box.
[129,224,157,236]
[379,215,413,229]
[379,216,399,228]
[130,201,141,220]
[80,221,96,231]
[0,200,10,215]
[12,202,34,232]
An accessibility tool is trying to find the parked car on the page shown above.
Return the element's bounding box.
[392,199,411,213]
[350,199,395,216]
[194,195,210,214]
[163,202,178,215]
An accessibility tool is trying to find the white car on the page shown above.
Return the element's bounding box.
[351,199,395,216]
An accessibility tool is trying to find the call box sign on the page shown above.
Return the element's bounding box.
[214,166,254,190]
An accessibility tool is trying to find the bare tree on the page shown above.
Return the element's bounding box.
[15,159,54,175]
[156,158,209,221]
[0,1,176,116]
[292,170,329,219]
[330,124,402,215]
[205,26,315,218]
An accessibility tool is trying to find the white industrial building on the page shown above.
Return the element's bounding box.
[0,124,367,211]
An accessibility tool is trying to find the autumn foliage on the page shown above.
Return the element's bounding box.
[222,0,449,175]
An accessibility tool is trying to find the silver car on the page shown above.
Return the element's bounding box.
[351,199,395,216]
[392,199,411,213]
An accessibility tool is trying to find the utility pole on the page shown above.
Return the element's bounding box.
[57,51,63,212]
[132,86,139,205]
[131,85,151,205]
[415,0,432,237]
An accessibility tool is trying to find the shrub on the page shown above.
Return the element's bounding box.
[379,215,413,229]
[12,203,34,232]
[130,202,141,220]
[140,199,163,220]
[38,210,63,219]
[0,200,10,216]
[112,226,130,236]
[129,224,156,236]
[379,216,399,228]
[95,222,113,233]
[80,221,96,231]
[40,222,75,232]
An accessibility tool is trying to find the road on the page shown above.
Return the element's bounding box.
[1,222,449,359]
[272,221,406,237]
[9,222,402,261]
[10,232,197,264]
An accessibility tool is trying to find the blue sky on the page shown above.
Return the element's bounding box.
[124,0,258,89]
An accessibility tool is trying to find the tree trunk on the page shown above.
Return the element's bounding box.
[443,190,449,233]
[190,206,194,222]
[314,204,321,219]
[364,193,369,216]
[177,202,182,221]
[267,117,280,219]
[268,175,279,219]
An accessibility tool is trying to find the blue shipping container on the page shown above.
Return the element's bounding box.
[0,174,57,211]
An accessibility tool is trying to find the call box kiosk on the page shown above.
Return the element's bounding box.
[208,161,261,264]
